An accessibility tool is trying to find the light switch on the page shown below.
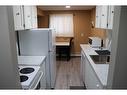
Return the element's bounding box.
[81,33,84,37]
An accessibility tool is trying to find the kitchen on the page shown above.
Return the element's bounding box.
[0,5,127,90]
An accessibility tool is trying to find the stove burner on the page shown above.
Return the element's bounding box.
[20,67,34,74]
[20,75,28,82]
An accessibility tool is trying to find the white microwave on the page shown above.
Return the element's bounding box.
[88,37,102,48]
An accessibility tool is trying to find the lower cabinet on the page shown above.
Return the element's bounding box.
[80,50,86,84]
[85,57,103,89]
[40,60,46,89]
[81,50,103,89]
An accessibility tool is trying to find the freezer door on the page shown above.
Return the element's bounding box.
[49,50,56,88]
[18,29,49,56]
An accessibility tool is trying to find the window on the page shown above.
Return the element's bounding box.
[50,14,74,37]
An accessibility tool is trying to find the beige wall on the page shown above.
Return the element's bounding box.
[37,10,92,54]
[37,8,106,54]
[37,8,49,28]
[37,16,49,28]
[73,11,91,54]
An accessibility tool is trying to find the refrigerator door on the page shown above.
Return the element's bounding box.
[48,29,56,52]
[48,29,56,88]
[49,50,56,88]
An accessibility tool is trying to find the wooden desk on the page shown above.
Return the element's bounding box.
[55,42,70,46]
[56,41,70,61]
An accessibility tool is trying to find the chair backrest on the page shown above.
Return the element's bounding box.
[69,37,74,48]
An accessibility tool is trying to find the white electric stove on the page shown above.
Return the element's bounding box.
[18,65,43,89]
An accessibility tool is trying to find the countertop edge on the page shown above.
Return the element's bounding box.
[80,44,109,86]
[18,56,46,66]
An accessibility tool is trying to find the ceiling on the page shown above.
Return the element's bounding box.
[38,6,95,11]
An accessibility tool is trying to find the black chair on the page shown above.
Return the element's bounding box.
[67,37,74,61]
[56,37,74,61]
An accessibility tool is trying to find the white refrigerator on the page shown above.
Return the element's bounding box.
[18,28,56,88]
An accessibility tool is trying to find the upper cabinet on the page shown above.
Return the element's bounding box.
[107,6,114,29]
[13,6,24,30]
[100,6,108,29]
[31,6,38,28]
[95,6,101,28]
[13,6,38,31]
[95,6,114,29]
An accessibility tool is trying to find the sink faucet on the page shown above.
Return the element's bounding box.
[99,39,103,50]
[99,47,103,50]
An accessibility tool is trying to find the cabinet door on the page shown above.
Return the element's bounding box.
[31,6,38,28]
[80,51,83,81]
[95,6,101,28]
[13,6,24,30]
[40,61,46,89]
[80,51,86,83]
[85,57,103,89]
[100,6,108,29]
[23,6,32,29]
[107,6,114,29]
[82,53,86,83]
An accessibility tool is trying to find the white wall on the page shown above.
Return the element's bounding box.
[107,6,127,89]
[0,6,21,89]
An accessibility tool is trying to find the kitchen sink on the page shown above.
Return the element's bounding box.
[95,50,110,55]
[90,55,110,64]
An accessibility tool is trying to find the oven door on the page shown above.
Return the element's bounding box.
[29,71,43,89]
[36,82,41,89]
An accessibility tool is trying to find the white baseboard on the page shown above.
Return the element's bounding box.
[56,53,81,57]
[71,53,81,57]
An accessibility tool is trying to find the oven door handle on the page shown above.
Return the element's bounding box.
[29,71,43,89]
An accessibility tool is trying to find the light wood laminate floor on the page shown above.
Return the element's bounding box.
[55,57,84,89]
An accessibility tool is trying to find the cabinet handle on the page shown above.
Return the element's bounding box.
[102,14,104,16]
[28,16,30,17]
[16,13,20,15]
[107,23,108,27]
[96,84,100,88]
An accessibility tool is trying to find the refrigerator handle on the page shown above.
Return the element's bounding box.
[49,50,52,52]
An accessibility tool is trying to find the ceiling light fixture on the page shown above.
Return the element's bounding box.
[66,5,71,8]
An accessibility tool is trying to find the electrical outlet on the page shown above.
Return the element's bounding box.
[81,33,84,37]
